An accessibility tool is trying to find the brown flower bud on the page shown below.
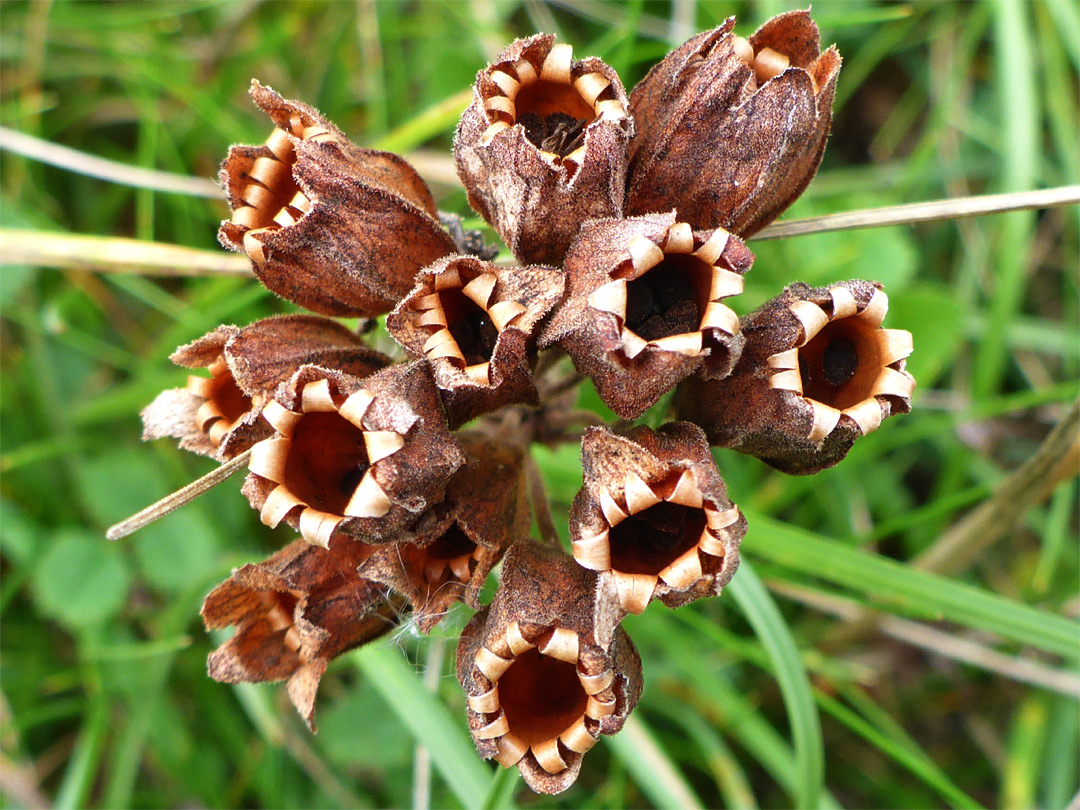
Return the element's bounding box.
[359,434,529,632]
[456,542,642,795]
[219,80,457,317]
[675,280,915,474]
[141,315,389,460]
[243,360,466,547]
[570,423,744,614]
[625,11,841,237]
[201,536,403,730]
[386,255,565,428]
[541,212,753,419]
[454,35,632,265]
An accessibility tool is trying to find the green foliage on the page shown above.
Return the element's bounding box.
[1,1,1077,809]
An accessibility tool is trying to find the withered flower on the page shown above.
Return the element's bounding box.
[142,315,389,460]
[675,280,914,474]
[386,254,564,428]
[625,11,841,237]
[541,212,753,419]
[457,542,642,795]
[455,34,632,265]
[243,361,465,547]
[359,434,529,632]
[570,423,744,614]
[201,536,403,730]
[219,80,457,317]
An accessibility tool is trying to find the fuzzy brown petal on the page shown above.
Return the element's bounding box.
[243,361,465,547]
[541,212,753,419]
[387,255,565,428]
[455,34,632,265]
[359,434,529,631]
[674,280,915,474]
[219,80,456,317]
[456,542,641,795]
[626,11,841,237]
[569,423,744,613]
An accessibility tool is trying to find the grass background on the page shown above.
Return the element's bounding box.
[1,1,1078,808]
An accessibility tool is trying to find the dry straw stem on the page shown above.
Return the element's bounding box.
[770,580,1080,698]
[106,449,251,541]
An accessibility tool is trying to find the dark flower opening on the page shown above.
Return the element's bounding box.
[442,289,501,367]
[283,413,370,515]
[798,317,880,411]
[519,111,587,159]
[205,373,252,426]
[498,648,589,745]
[422,525,478,584]
[622,254,710,342]
[608,501,706,575]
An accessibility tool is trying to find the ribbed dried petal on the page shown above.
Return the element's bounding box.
[457,542,642,795]
[626,11,841,237]
[569,423,744,614]
[141,317,389,461]
[242,361,465,547]
[455,34,632,265]
[541,212,753,419]
[201,537,402,730]
[359,434,529,631]
[219,80,457,316]
[675,280,915,474]
[387,255,565,428]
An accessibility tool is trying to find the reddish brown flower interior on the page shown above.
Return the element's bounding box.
[283,412,370,515]
[441,289,500,366]
[207,373,252,427]
[798,317,881,410]
[623,255,710,341]
[498,647,588,745]
[423,525,477,583]
[608,501,706,575]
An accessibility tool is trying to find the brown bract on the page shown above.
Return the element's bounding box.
[541,212,754,419]
[387,255,565,428]
[625,10,841,237]
[675,280,915,474]
[142,316,389,460]
[201,537,402,730]
[570,423,744,614]
[454,34,632,266]
[243,361,465,547]
[456,542,642,795]
[359,434,529,632]
[219,80,457,317]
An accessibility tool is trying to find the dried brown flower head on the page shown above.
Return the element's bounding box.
[201,537,402,730]
[455,34,632,265]
[386,254,564,428]
[456,542,642,795]
[219,81,457,316]
[570,423,744,614]
[243,361,465,547]
[675,280,914,473]
[626,11,841,237]
[541,212,753,419]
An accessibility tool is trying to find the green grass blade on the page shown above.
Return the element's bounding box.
[728,562,825,810]
[744,511,1080,660]
[354,643,494,810]
[53,691,109,810]
[604,713,706,810]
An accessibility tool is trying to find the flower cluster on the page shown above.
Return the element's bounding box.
[139,10,913,796]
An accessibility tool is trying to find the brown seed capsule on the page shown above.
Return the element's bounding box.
[243,361,465,547]
[387,254,565,428]
[359,434,529,632]
[454,34,632,266]
[457,541,642,795]
[141,316,389,460]
[570,423,744,614]
[675,280,915,474]
[219,80,457,317]
[541,212,754,419]
[201,536,403,730]
[625,11,842,237]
